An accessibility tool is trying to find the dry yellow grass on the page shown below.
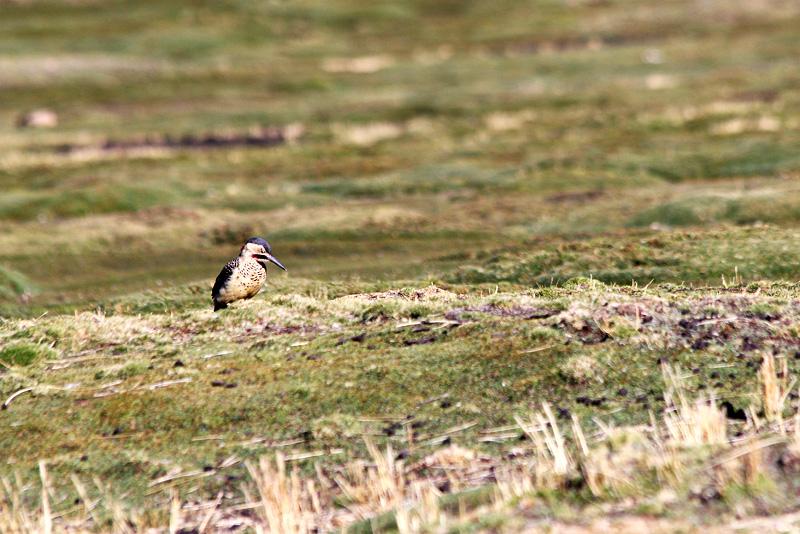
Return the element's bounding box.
[759,352,795,424]
[662,364,727,447]
[246,454,318,534]
[1,388,798,533]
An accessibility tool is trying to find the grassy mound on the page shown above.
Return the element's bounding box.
[2,279,800,530]
[450,227,800,287]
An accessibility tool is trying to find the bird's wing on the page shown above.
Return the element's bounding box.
[212,258,238,299]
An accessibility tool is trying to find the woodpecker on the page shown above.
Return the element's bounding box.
[212,237,286,311]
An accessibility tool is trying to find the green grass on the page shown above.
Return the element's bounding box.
[0,343,51,367]
[3,279,800,529]
[449,226,800,286]
[2,0,800,530]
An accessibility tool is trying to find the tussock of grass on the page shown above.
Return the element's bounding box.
[559,355,602,385]
[0,343,52,367]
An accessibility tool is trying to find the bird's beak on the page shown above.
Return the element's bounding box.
[255,253,287,271]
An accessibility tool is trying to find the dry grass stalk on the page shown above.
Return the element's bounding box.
[663,394,727,447]
[70,475,100,527]
[363,438,404,511]
[761,352,781,422]
[394,481,443,534]
[515,402,572,485]
[335,439,405,518]
[712,435,784,488]
[759,352,794,425]
[1,475,33,533]
[741,436,764,485]
[332,439,447,533]
[647,417,683,487]
[501,409,635,501]
[92,477,133,534]
[662,364,727,447]
[790,413,800,457]
[2,387,34,410]
[246,453,317,534]
[39,462,52,534]
[168,488,181,534]
[582,427,656,498]
[494,465,536,503]
[570,414,608,497]
[494,404,578,504]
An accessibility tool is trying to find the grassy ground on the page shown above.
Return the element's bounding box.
[2,0,800,531]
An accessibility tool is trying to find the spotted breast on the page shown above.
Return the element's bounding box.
[212,257,267,310]
[211,236,286,311]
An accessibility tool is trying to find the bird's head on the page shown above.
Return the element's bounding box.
[240,237,287,271]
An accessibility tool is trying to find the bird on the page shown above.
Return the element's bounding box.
[212,237,286,311]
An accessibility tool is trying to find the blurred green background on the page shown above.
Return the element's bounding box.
[1,0,799,316]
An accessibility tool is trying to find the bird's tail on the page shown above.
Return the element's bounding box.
[213,300,227,312]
